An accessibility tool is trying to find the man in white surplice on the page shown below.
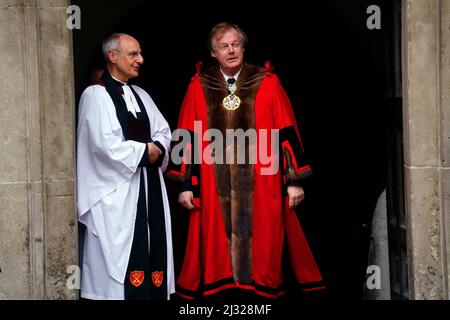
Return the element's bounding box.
[77,33,174,300]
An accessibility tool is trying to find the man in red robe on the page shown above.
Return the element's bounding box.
[168,22,324,299]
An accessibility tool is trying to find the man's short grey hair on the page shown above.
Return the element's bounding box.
[102,33,128,62]
[208,22,248,52]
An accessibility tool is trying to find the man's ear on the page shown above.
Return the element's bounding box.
[210,51,216,58]
[108,51,116,63]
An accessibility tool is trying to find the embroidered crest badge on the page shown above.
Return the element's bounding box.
[129,270,144,287]
[152,271,164,287]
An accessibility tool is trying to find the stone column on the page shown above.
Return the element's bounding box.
[0,0,77,299]
[402,0,449,299]
[439,0,450,301]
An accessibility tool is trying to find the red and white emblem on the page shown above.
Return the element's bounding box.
[129,270,144,287]
[152,271,163,287]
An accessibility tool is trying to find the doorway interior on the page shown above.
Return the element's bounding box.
[72,0,402,300]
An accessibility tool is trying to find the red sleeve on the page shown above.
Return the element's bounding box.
[166,79,202,196]
[271,74,313,183]
[177,80,199,131]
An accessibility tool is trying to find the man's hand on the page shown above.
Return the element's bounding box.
[288,185,305,210]
[147,142,162,164]
[179,191,195,210]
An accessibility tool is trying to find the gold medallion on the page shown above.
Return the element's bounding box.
[223,94,241,111]
[223,79,240,111]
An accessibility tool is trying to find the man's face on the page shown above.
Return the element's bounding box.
[109,35,144,82]
[211,28,245,76]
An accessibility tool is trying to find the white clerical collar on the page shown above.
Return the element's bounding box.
[111,75,127,85]
[121,82,141,118]
[220,67,242,82]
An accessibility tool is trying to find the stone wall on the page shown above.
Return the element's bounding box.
[0,0,77,299]
[402,0,450,299]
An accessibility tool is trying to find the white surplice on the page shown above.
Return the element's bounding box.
[76,84,174,300]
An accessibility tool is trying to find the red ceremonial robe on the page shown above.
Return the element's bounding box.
[168,63,324,299]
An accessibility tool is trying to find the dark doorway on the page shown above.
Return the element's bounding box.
[383,0,409,300]
[73,0,390,300]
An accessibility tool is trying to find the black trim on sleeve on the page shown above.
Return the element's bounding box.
[138,144,150,167]
[179,180,193,193]
[287,179,303,187]
[153,140,166,167]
